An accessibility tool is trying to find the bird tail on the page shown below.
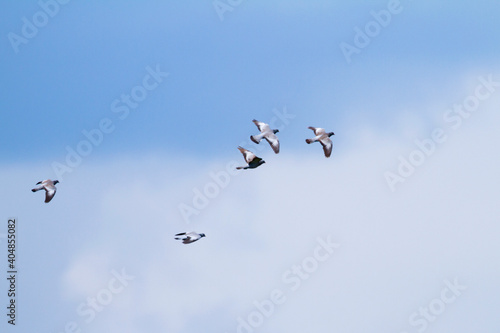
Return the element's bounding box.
[306,138,314,144]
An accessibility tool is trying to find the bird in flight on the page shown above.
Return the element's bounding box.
[31,179,59,203]
[236,146,266,170]
[306,127,335,158]
[250,119,280,154]
[175,232,206,244]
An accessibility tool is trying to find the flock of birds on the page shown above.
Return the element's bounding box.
[32,119,335,244]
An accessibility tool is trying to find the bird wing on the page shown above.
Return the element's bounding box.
[183,232,201,243]
[319,137,333,158]
[32,185,43,192]
[44,188,56,203]
[264,133,280,154]
[182,236,193,244]
[238,147,256,163]
[310,127,325,136]
[307,126,322,134]
[253,119,270,133]
[237,146,248,155]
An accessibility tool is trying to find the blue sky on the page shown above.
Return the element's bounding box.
[3,0,499,162]
[1,1,500,332]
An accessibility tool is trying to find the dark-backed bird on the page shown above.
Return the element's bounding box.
[250,119,280,154]
[31,179,59,203]
[175,232,206,244]
[236,146,265,170]
[306,127,335,158]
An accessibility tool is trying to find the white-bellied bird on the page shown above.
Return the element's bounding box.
[306,127,335,158]
[250,119,280,154]
[236,146,265,170]
[175,232,206,244]
[31,179,59,203]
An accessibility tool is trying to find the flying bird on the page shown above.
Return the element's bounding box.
[175,232,206,244]
[250,119,280,154]
[31,179,59,203]
[306,127,335,158]
[236,146,265,170]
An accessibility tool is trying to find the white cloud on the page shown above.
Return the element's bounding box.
[47,93,500,332]
[3,76,499,332]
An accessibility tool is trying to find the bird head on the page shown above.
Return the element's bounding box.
[53,180,60,185]
[273,129,279,134]
[328,132,335,137]
[200,233,206,238]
